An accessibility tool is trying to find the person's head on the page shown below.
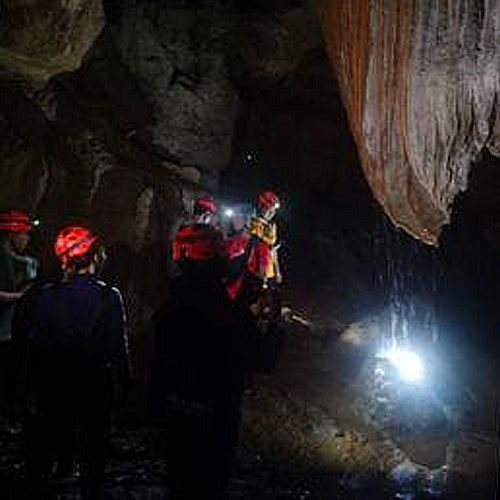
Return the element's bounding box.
[257,190,280,221]
[54,226,106,277]
[193,196,216,224]
[0,210,33,254]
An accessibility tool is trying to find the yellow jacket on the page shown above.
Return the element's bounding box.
[249,216,278,279]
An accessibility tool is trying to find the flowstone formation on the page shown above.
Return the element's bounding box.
[320,0,500,244]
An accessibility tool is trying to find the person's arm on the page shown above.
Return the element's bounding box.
[0,290,23,302]
[172,229,184,261]
[0,281,33,302]
[224,231,249,260]
[272,244,282,284]
[106,288,132,380]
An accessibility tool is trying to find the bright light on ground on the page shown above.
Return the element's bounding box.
[381,347,424,382]
[225,208,234,217]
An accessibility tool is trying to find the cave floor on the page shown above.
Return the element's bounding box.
[0,422,389,500]
[0,322,498,499]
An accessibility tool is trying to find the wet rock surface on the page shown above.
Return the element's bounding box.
[321,0,500,244]
[244,321,499,499]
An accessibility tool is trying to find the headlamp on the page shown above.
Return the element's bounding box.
[380,346,424,383]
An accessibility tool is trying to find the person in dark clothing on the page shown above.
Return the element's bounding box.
[152,276,250,500]
[13,226,130,499]
[0,209,38,432]
[151,196,256,500]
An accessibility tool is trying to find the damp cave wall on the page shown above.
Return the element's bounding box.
[320,0,500,246]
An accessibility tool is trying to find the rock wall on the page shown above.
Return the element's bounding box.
[110,1,240,184]
[0,0,104,81]
[0,2,241,341]
[320,0,500,244]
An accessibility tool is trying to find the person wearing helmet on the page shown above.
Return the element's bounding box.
[250,190,282,286]
[0,210,38,339]
[151,195,254,499]
[14,226,130,499]
[0,209,38,432]
[173,196,225,277]
[226,190,282,306]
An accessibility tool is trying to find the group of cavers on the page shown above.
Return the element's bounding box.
[0,189,284,499]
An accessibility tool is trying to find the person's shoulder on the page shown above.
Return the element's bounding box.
[109,285,124,303]
[92,277,118,292]
[92,277,110,289]
[84,279,124,314]
[191,223,222,237]
[92,278,123,302]
[39,281,56,291]
[177,223,196,234]
[181,223,222,238]
[175,223,203,240]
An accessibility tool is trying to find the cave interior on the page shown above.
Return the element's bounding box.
[0,0,499,498]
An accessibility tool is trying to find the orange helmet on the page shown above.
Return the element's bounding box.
[257,190,280,210]
[194,196,215,214]
[0,210,33,232]
[54,227,98,265]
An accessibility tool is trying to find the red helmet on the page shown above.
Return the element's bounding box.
[258,190,280,210]
[0,210,33,232]
[194,196,215,214]
[54,227,98,263]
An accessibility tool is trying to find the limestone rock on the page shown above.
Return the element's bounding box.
[320,0,500,244]
[229,7,321,87]
[111,1,239,180]
[0,0,104,81]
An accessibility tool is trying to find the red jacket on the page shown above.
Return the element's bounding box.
[224,229,274,300]
[173,224,224,262]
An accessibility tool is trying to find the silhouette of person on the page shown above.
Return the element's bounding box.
[14,226,130,499]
